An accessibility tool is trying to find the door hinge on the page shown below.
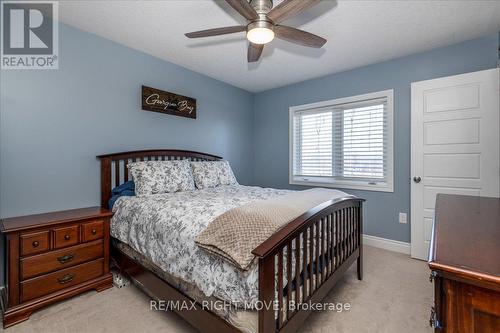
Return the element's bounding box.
[429,271,438,283]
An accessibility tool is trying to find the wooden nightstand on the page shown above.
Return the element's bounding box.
[0,207,113,328]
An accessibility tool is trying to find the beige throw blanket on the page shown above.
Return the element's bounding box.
[195,188,350,270]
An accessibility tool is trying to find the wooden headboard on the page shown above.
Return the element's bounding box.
[97,149,222,208]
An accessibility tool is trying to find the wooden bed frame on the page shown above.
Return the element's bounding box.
[98,149,364,333]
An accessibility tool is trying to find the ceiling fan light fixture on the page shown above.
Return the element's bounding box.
[185,0,327,62]
[247,27,274,44]
[246,21,274,44]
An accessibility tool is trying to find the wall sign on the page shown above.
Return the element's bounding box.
[142,85,196,119]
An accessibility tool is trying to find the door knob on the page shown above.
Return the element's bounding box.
[413,176,422,183]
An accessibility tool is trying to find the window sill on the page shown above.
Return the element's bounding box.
[290,179,394,193]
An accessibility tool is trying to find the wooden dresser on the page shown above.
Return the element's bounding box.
[429,194,500,332]
[0,207,113,328]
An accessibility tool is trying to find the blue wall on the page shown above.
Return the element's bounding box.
[253,34,499,243]
[0,23,255,218]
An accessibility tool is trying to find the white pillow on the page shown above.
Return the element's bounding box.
[217,160,238,185]
[128,160,195,196]
[190,161,220,189]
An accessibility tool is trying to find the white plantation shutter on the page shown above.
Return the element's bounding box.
[291,91,393,192]
[336,100,387,181]
[293,109,332,177]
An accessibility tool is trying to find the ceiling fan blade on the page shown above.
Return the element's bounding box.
[267,0,321,23]
[274,25,326,48]
[225,0,258,21]
[185,26,246,38]
[248,43,264,62]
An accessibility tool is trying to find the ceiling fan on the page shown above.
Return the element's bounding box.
[185,0,326,62]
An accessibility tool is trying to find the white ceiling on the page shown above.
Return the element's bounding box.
[58,0,500,93]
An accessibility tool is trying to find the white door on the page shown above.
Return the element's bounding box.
[411,68,500,260]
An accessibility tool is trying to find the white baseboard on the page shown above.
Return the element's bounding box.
[362,234,411,255]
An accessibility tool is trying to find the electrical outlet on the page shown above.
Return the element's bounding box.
[399,212,407,224]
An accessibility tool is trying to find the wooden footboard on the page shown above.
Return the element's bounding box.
[99,150,364,333]
[253,197,364,333]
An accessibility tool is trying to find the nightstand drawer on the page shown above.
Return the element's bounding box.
[21,258,104,302]
[53,224,79,249]
[20,240,104,280]
[81,220,104,242]
[20,231,50,256]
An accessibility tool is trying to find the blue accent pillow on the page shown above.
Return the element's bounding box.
[109,181,135,209]
[112,180,135,195]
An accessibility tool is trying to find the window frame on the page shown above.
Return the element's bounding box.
[289,89,394,193]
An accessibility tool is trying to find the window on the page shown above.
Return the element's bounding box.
[290,90,393,192]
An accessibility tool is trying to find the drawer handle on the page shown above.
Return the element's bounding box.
[57,253,75,264]
[64,234,71,241]
[91,229,97,235]
[32,241,39,248]
[429,306,442,328]
[57,274,75,284]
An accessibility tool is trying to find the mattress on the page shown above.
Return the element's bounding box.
[111,185,293,308]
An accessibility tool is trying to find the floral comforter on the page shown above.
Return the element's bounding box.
[111,185,291,308]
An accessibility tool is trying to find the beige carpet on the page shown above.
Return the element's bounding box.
[3,246,433,333]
